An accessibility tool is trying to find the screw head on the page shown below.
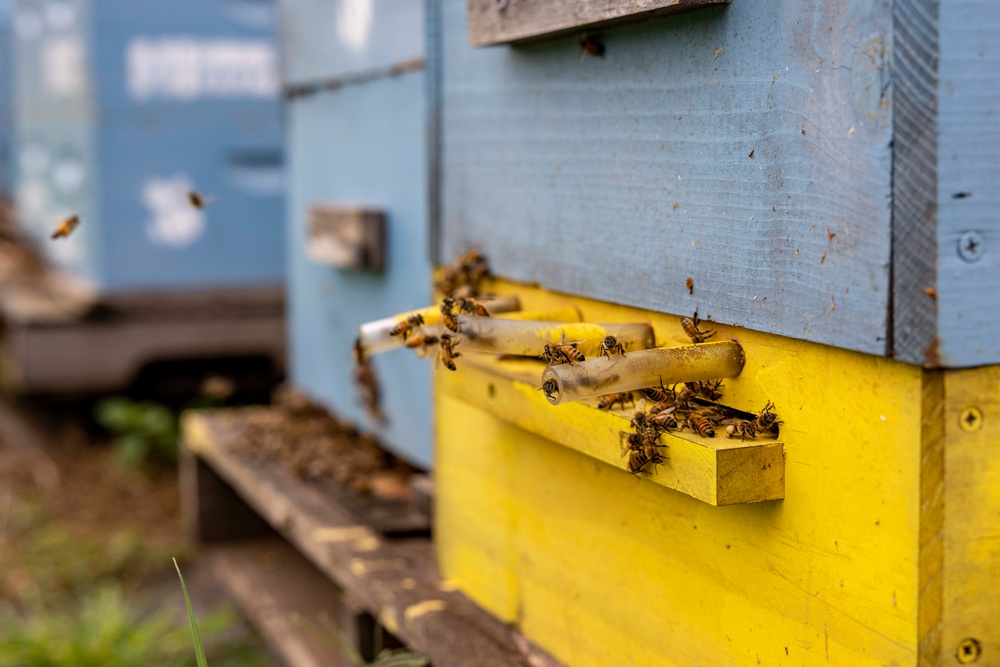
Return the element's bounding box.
[960,407,983,433]
[957,637,982,664]
[958,231,985,263]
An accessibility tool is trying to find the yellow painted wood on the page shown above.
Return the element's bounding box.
[941,366,1000,665]
[435,280,926,667]
[438,356,783,505]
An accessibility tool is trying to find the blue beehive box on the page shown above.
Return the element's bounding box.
[282,0,433,467]
[13,0,284,292]
[0,0,13,194]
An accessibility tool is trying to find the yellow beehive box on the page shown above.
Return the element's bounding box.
[434,280,999,667]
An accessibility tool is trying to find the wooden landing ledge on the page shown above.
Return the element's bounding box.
[182,411,561,667]
[437,357,784,506]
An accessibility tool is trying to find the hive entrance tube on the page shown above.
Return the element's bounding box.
[456,318,654,358]
[541,341,745,405]
[358,295,520,354]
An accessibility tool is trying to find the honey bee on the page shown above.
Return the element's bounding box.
[724,419,757,440]
[352,337,367,364]
[687,380,724,402]
[390,313,425,341]
[440,298,460,332]
[752,401,782,435]
[187,190,214,209]
[541,338,585,365]
[50,215,80,239]
[673,383,695,404]
[579,34,605,59]
[438,333,461,371]
[629,399,649,430]
[352,354,386,423]
[625,439,664,475]
[639,377,673,404]
[599,334,626,359]
[540,379,559,400]
[404,331,439,350]
[597,392,634,411]
[690,416,717,438]
[649,406,681,432]
[686,277,694,295]
[680,308,716,344]
[455,296,490,317]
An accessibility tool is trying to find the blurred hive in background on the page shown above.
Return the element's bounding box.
[13,0,284,291]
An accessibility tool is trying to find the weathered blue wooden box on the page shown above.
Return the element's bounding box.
[429,0,999,369]
[282,0,433,467]
[0,0,13,194]
[13,0,285,292]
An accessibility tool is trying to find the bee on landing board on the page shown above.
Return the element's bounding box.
[187,191,214,209]
[753,401,782,435]
[50,215,80,239]
[724,419,757,440]
[639,377,673,404]
[599,334,626,359]
[390,313,425,341]
[680,308,717,344]
[438,333,461,371]
[690,415,717,438]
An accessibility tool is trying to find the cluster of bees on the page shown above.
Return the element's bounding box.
[541,333,626,367]
[351,337,386,423]
[49,190,212,240]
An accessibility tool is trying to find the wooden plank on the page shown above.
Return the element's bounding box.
[940,366,1000,664]
[917,371,944,666]
[934,0,1000,367]
[182,411,562,667]
[466,0,727,46]
[180,450,275,543]
[434,280,927,666]
[891,0,940,366]
[210,538,351,667]
[438,356,784,505]
[436,0,894,357]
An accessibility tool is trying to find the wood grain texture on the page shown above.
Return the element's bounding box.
[941,367,1000,664]
[917,371,944,666]
[210,538,351,667]
[436,0,895,356]
[438,356,784,505]
[891,0,940,365]
[435,279,926,666]
[466,0,726,46]
[182,412,563,667]
[934,0,1000,367]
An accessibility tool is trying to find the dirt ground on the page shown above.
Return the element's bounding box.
[0,401,277,666]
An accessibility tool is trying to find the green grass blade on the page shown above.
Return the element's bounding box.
[174,558,209,667]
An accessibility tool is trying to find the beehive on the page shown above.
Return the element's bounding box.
[427,0,1000,664]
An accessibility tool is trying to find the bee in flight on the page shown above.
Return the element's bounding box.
[438,333,461,371]
[187,191,215,209]
[599,334,626,359]
[389,313,425,341]
[680,308,716,344]
[579,34,605,60]
[50,215,80,239]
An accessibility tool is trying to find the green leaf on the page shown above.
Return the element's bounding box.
[116,434,150,469]
[173,558,208,667]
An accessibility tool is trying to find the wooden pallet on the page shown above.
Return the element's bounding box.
[182,409,561,667]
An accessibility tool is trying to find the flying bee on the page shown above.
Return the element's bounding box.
[455,296,490,317]
[579,34,605,60]
[390,313,425,341]
[753,401,782,435]
[597,392,634,411]
[691,416,717,438]
[438,333,461,371]
[599,334,626,359]
[680,308,716,344]
[724,419,757,440]
[50,215,80,239]
[187,190,215,209]
[440,298,460,333]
